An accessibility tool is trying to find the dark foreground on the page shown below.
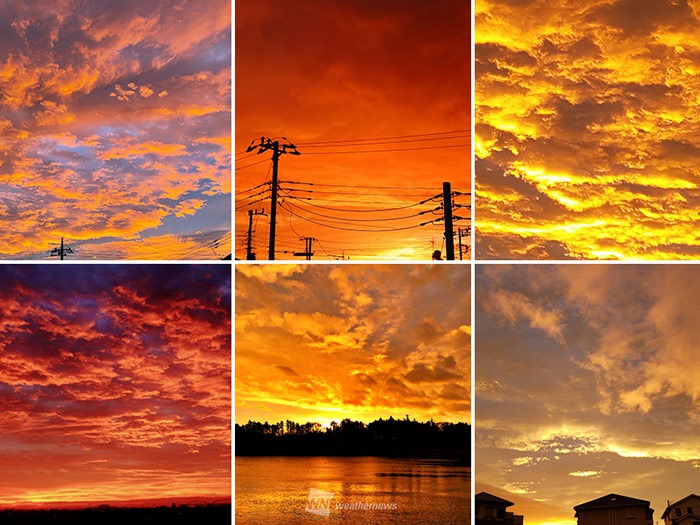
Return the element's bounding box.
[0,504,231,524]
[236,417,470,464]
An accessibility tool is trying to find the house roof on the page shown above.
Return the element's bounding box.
[661,494,700,519]
[574,494,651,512]
[476,492,514,507]
[663,513,700,524]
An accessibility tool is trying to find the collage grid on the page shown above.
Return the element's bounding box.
[2,0,699,524]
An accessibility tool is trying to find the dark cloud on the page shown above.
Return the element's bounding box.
[593,0,696,36]
[274,365,299,377]
[405,362,461,383]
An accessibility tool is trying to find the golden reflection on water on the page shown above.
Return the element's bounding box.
[235,456,470,524]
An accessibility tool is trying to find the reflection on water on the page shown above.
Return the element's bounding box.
[236,456,470,524]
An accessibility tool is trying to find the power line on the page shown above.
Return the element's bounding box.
[235,158,271,171]
[280,181,440,190]
[283,194,432,213]
[280,195,433,223]
[279,201,435,233]
[296,129,470,146]
[300,143,468,155]
[283,187,434,197]
[236,182,270,196]
[299,134,469,149]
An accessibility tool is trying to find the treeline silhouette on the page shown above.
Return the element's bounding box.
[0,504,230,525]
[236,416,469,463]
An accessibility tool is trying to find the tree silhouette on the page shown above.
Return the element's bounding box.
[235,417,470,463]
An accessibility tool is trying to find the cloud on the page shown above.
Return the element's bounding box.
[476,0,700,259]
[0,0,231,259]
[476,264,700,525]
[404,362,461,383]
[236,264,470,424]
[0,264,231,506]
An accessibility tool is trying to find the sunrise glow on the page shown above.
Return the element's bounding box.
[235,264,470,425]
[475,0,700,259]
[0,1,231,259]
[477,265,700,525]
[235,0,470,260]
[0,265,231,508]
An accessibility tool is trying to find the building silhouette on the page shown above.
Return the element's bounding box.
[574,494,653,525]
[661,494,700,525]
[476,492,524,525]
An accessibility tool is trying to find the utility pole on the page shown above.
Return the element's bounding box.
[245,137,300,260]
[293,237,315,260]
[458,226,471,260]
[442,181,455,260]
[50,237,73,260]
[245,208,266,260]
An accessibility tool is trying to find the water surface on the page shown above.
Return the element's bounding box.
[236,456,469,524]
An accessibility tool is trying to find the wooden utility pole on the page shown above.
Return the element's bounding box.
[442,181,455,260]
[245,137,300,260]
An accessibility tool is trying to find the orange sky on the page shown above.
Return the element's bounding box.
[477,265,700,525]
[476,0,700,259]
[235,0,470,260]
[235,264,470,426]
[0,265,231,508]
[0,0,230,259]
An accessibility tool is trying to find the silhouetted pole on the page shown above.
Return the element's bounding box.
[245,137,300,260]
[269,141,280,260]
[442,181,455,260]
[50,237,73,260]
[458,227,464,260]
[245,208,266,260]
[294,237,314,260]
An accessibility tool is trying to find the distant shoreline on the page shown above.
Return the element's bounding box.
[235,451,469,466]
[0,504,232,524]
[0,497,231,512]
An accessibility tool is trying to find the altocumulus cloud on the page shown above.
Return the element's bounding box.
[0,0,231,259]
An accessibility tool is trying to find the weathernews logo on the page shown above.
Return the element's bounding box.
[305,488,335,517]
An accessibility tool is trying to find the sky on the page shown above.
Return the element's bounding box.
[235,264,470,426]
[0,265,231,508]
[476,0,700,259]
[235,0,470,261]
[476,264,700,525]
[0,0,231,260]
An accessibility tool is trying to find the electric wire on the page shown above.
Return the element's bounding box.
[298,134,469,149]
[279,200,436,233]
[282,194,432,213]
[235,158,270,171]
[300,143,468,155]
[295,129,470,146]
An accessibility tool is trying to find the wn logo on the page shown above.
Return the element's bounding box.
[305,488,335,517]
